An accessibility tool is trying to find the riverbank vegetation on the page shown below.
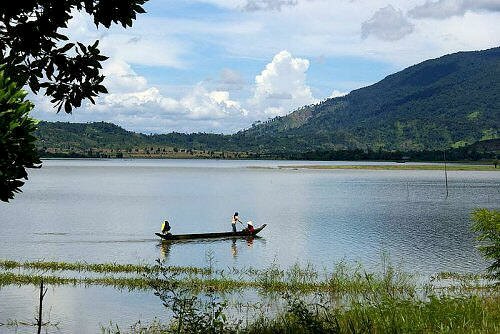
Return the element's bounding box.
[472,209,500,279]
[103,258,498,334]
[35,121,499,163]
[1,257,498,333]
[280,164,499,171]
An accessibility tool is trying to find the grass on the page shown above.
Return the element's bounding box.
[1,258,494,296]
[242,294,500,334]
[0,259,417,295]
[2,258,498,333]
[279,164,499,171]
[0,259,211,275]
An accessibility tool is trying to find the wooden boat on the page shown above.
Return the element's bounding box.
[155,224,267,240]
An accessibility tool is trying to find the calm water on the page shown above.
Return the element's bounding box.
[1,159,499,333]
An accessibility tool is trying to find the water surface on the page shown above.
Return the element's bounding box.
[1,159,498,332]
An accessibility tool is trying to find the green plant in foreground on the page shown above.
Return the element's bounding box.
[0,70,41,202]
[150,260,233,334]
[472,208,500,280]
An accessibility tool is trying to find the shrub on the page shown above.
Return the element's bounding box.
[471,208,500,280]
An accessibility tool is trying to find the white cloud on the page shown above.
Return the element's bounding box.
[409,0,500,19]
[102,59,148,93]
[31,0,500,133]
[361,5,415,41]
[93,51,317,127]
[64,11,187,69]
[250,50,317,116]
[91,84,247,122]
[33,50,322,133]
[330,90,348,98]
[180,86,248,120]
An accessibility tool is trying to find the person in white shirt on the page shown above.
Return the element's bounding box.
[231,212,242,233]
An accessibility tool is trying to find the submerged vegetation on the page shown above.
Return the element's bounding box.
[0,259,418,295]
[102,258,498,334]
[1,257,499,333]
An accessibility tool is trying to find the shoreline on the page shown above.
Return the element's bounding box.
[279,164,499,171]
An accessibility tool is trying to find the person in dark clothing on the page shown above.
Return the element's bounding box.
[161,220,171,234]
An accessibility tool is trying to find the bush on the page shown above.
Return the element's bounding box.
[0,70,41,201]
[471,208,500,280]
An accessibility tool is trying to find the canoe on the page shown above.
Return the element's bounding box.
[155,224,267,240]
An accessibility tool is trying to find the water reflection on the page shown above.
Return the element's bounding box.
[246,236,254,248]
[157,236,266,262]
[158,241,172,261]
[231,239,238,258]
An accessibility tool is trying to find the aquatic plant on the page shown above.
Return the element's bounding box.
[0,259,211,276]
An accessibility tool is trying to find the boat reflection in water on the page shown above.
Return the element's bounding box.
[158,235,265,262]
[231,239,238,258]
[246,236,254,248]
[159,241,172,261]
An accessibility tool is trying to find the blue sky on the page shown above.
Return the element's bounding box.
[32,0,500,134]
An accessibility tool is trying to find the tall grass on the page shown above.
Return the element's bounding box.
[2,257,498,333]
[0,259,418,295]
[0,259,211,275]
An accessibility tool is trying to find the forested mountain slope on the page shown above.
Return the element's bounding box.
[36,48,499,154]
[236,47,499,152]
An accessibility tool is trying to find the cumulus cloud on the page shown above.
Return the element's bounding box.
[32,56,249,133]
[180,86,248,120]
[92,84,247,121]
[250,50,317,116]
[361,5,415,41]
[409,0,500,19]
[330,90,348,98]
[102,59,148,94]
[49,51,318,131]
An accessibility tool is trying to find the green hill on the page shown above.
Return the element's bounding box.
[237,47,499,152]
[35,47,499,157]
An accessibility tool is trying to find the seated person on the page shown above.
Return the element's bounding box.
[246,221,255,233]
[161,220,171,234]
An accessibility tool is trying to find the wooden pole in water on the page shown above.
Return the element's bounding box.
[37,279,47,334]
[444,150,449,199]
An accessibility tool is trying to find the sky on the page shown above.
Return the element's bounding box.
[32,0,500,134]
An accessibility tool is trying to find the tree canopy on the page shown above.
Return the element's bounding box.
[0,1,147,112]
[0,1,148,201]
[0,71,40,201]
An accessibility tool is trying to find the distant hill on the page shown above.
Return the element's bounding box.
[35,120,498,161]
[236,47,499,152]
[35,47,499,155]
[35,120,229,151]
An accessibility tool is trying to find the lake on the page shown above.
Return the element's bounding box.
[1,159,499,332]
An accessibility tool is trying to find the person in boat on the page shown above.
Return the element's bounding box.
[161,220,171,235]
[246,221,255,233]
[231,212,242,233]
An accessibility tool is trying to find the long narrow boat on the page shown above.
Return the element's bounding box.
[155,224,267,240]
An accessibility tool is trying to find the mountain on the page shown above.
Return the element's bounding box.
[235,47,500,152]
[35,48,499,154]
